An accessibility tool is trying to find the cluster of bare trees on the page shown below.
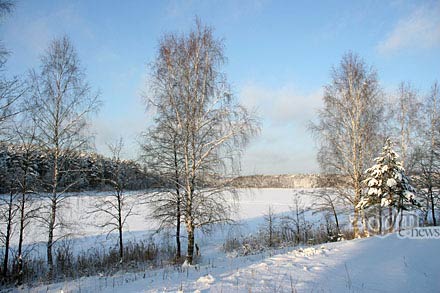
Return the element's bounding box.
[263,194,318,247]
[141,19,259,264]
[0,12,257,286]
[311,52,440,237]
[223,192,341,256]
[0,1,103,282]
[0,127,41,283]
[412,83,440,226]
[0,33,149,283]
[0,1,32,283]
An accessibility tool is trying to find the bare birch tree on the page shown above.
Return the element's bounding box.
[414,81,440,226]
[89,138,137,263]
[311,189,341,237]
[29,36,100,277]
[141,112,184,260]
[310,52,383,237]
[145,19,259,264]
[262,205,277,247]
[389,82,422,172]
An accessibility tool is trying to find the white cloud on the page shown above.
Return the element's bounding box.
[90,114,147,161]
[240,135,320,175]
[238,83,322,174]
[377,3,440,54]
[240,83,323,125]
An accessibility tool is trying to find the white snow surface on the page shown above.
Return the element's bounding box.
[24,233,439,292]
[8,188,440,292]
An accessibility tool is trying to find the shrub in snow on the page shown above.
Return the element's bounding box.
[358,138,419,233]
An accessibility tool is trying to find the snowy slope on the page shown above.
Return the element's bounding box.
[26,233,439,292]
[208,234,440,292]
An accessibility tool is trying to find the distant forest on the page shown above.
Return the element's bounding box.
[1,143,343,193]
[0,143,155,193]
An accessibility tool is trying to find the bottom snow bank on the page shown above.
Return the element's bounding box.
[21,233,440,292]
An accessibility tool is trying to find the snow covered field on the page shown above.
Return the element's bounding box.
[8,188,440,292]
[15,188,319,247]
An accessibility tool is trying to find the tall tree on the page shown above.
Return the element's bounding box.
[29,36,100,277]
[310,52,383,237]
[413,81,440,226]
[389,82,422,172]
[145,19,259,264]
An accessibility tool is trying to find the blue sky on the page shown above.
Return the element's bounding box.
[1,0,439,174]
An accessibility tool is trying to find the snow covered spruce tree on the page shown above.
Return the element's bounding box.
[144,19,259,264]
[358,138,418,234]
[310,52,384,237]
[28,36,100,278]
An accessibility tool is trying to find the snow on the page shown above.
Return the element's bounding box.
[404,190,416,200]
[381,197,392,207]
[5,188,439,292]
[181,260,191,268]
[367,178,378,187]
[387,178,397,187]
[21,232,439,292]
[368,187,377,195]
[5,188,312,246]
[196,274,215,284]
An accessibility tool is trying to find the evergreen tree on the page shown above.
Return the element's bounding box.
[358,138,418,234]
